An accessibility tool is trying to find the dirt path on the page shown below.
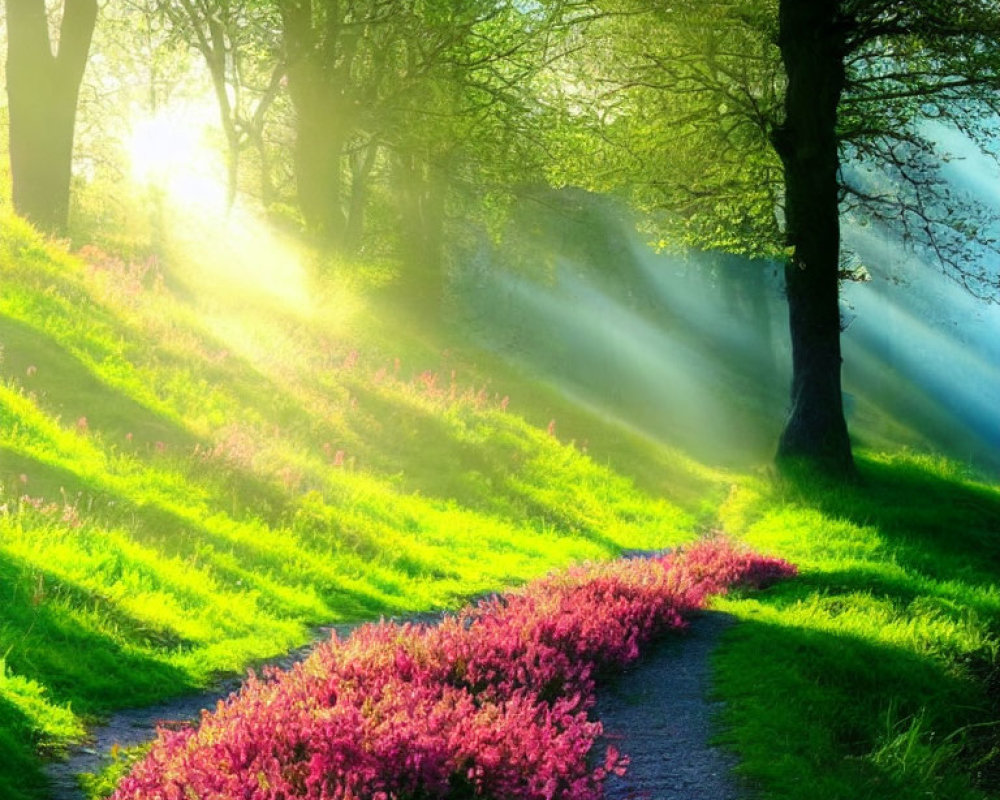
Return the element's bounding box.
[45,613,744,800]
[595,611,744,800]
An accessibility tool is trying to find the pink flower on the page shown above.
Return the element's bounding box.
[110,539,795,800]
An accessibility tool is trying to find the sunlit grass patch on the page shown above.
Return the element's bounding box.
[0,663,84,750]
[713,453,1000,800]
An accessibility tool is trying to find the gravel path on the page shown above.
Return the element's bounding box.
[45,612,745,800]
[595,611,744,800]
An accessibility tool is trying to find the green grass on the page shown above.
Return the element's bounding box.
[0,211,713,799]
[3,209,999,800]
[713,453,1000,800]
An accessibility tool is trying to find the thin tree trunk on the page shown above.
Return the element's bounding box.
[344,140,378,254]
[6,0,97,235]
[392,154,447,319]
[771,0,855,477]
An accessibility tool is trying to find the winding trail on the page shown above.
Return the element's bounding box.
[45,612,744,800]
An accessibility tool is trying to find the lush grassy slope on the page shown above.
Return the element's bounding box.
[715,455,1000,800]
[2,210,999,800]
[0,212,718,800]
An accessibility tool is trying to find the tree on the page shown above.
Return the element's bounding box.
[5,0,98,234]
[770,0,1000,475]
[769,0,852,474]
[153,0,285,207]
[384,0,579,314]
[272,0,563,258]
[550,0,1000,477]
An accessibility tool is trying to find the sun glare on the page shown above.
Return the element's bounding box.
[126,103,313,313]
[127,104,223,207]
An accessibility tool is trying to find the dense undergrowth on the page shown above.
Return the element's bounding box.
[2,208,1000,800]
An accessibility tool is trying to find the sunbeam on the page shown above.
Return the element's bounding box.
[128,102,313,314]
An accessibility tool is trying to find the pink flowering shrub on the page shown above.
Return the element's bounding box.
[112,537,794,800]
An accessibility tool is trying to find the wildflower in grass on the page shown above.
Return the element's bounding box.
[419,370,438,394]
[342,349,360,370]
[60,503,81,527]
[32,574,45,606]
[279,467,302,491]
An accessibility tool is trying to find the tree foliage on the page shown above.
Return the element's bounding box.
[153,0,285,206]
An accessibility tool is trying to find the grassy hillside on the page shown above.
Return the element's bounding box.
[715,455,1000,799]
[2,209,999,800]
[0,211,721,800]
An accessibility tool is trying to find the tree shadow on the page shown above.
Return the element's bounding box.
[0,550,195,714]
[765,563,1000,621]
[344,382,625,554]
[0,697,48,800]
[0,315,197,453]
[789,454,1000,583]
[1,446,105,503]
[715,610,991,800]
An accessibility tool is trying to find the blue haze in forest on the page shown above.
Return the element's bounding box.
[459,152,1000,473]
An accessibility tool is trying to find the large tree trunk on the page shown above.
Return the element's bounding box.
[278,0,351,248]
[771,0,855,477]
[5,0,97,235]
[289,78,348,244]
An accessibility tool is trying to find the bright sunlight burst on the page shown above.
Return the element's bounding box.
[126,102,312,312]
[127,102,223,208]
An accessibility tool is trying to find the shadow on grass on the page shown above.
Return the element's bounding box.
[716,609,992,800]
[345,381,524,508]
[786,454,1000,582]
[344,382,627,554]
[0,698,48,800]
[1,446,107,504]
[718,454,1000,799]
[0,315,196,453]
[0,551,196,714]
[767,564,1000,621]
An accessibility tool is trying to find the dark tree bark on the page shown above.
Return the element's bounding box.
[5,0,97,235]
[771,0,855,477]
